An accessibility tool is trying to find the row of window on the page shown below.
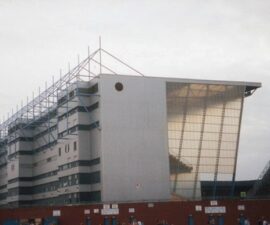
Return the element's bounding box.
[7,125,58,147]
[6,103,98,149]
[59,174,79,187]
[9,191,102,206]
[58,141,77,156]
[7,137,34,146]
[0,192,7,200]
[33,181,59,194]
[0,185,7,191]
[33,155,57,167]
[32,110,58,127]
[0,162,7,169]
[8,158,99,178]
[35,140,57,153]
[58,102,99,122]
[7,109,58,136]
[7,172,100,196]
[57,84,98,107]
[78,83,99,95]
[33,170,58,181]
[8,123,29,134]
[58,158,100,171]
[58,121,99,138]
[8,181,58,196]
[33,125,57,141]
[6,122,98,157]
[59,172,100,188]
[7,159,98,183]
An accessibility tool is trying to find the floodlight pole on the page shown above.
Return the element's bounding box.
[99,36,102,75]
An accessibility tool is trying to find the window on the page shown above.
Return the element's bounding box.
[11,164,15,171]
[59,147,61,156]
[88,83,98,94]
[65,144,69,153]
[69,90,75,98]
[73,141,77,151]
[115,82,123,91]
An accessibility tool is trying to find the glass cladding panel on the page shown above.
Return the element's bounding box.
[185,123,202,132]
[205,116,222,124]
[180,157,199,165]
[225,108,241,117]
[221,141,237,150]
[182,140,200,149]
[217,173,233,181]
[206,107,223,116]
[181,149,200,157]
[186,115,203,123]
[220,150,235,158]
[200,157,217,165]
[226,100,242,109]
[222,133,238,142]
[203,132,219,141]
[199,164,216,172]
[166,82,245,200]
[183,131,201,140]
[223,117,240,125]
[204,124,221,133]
[219,157,235,166]
[187,99,205,109]
[168,122,183,131]
[201,149,218,157]
[223,125,238,133]
[168,130,181,139]
[202,141,219,150]
[168,139,180,149]
[218,165,234,174]
[168,114,183,122]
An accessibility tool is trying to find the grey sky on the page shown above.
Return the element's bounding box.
[0,0,269,180]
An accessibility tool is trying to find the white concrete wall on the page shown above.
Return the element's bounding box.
[99,74,170,202]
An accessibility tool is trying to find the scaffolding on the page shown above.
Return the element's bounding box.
[0,45,145,188]
[0,46,145,141]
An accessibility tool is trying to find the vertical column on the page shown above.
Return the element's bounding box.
[213,87,227,198]
[192,85,209,199]
[66,71,69,136]
[99,36,102,75]
[88,46,91,81]
[231,87,245,196]
[172,84,190,193]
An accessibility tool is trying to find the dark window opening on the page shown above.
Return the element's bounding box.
[115,82,123,91]
[65,144,69,153]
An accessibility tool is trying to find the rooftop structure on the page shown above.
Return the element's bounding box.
[0,47,261,207]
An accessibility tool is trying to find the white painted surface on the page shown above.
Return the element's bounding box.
[99,74,170,202]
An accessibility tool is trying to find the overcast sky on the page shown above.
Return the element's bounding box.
[0,0,269,180]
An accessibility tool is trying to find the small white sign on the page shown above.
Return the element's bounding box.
[129,208,135,213]
[84,209,90,214]
[195,205,202,211]
[238,205,245,211]
[53,210,61,216]
[94,209,99,214]
[112,204,118,209]
[205,206,226,214]
[101,208,119,215]
[210,200,218,206]
[148,203,154,208]
[103,204,110,209]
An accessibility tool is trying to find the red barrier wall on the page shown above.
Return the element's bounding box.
[0,199,269,225]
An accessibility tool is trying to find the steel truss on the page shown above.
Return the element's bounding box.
[0,46,145,153]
